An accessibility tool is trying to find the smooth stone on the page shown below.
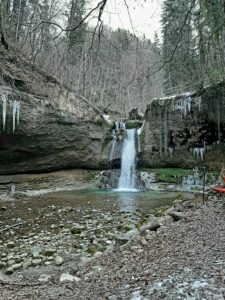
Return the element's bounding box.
[32,259,42,266]
[140,238,148,246]
[115,230,139,247]
[5,267,14,275]
[54,256,64,266]
[167,210,184,221]
[31,246,42,258]
[23,258,32,268]
[7,242,15,249]
[0,262,6,269]
[38,274,52,283]
[60,273,80,283]
[139,216,160,232]
[12,263,22,270]
[42,248,56,256]
[7,259,16,267]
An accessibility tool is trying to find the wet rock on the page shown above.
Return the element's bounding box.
[139,215,160,233]
[60,273,81,283]
[54,255,64,266]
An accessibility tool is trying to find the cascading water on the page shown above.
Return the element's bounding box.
[117,128,138,192]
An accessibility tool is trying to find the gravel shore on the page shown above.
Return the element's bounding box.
[1,197,225,300]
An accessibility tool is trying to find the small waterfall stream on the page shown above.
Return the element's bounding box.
[117,128,138,191]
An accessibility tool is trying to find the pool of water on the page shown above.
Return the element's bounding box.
[0,189,179,265]
[39,189,178,213]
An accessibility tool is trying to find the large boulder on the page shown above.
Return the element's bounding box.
[0,46,112,174]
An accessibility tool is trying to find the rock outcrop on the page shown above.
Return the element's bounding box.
[139,82,225,169]
[0,45,111,174]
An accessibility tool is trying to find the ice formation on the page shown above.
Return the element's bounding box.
[2,94,7,131]
[174,96,192,116]
[12,100,20,132]
[193,147,205,160]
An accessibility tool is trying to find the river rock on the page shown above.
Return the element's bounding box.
[31,246,42,258]
[115,230,139,248]
[60,273,81,283]
[42,248,56,256]
[54,255,64,266]
[12,263,22,270]
[168,211,184,221]
[38,274,52,283]
[139,216,160,233]
[5,267,14,275]
[0,262,6,269]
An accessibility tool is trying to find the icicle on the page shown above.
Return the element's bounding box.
[193,147,205,160]
[2,94,7,131]
[16,102,20,125]
[12,100,17,132]
[200,148,205,160]
[12,100,20,132]
[169,147,174,158]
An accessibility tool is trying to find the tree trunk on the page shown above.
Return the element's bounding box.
[0,2,8,48]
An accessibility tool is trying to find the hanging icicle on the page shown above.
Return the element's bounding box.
[12,100,20,132]
[2,94,7,131]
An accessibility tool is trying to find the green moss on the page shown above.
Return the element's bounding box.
[71,227,83,234]
[138,168,191,184]
[86,245,106,255]
[117,224,132,232]
[126,121,142,129]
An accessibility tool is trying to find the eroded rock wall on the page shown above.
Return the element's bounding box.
[139,82,225,169]
[0,46,112,174]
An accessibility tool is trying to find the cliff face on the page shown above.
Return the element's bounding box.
[0,45,111,174]
[139,82,225,170]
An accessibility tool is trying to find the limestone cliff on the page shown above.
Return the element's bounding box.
[0,45,111,174]
[139,82,225,170]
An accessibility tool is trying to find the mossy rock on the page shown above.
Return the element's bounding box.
[117,224,132,232]
[86,245,106,255]
[71,227,84,234]
[126,120,143,129]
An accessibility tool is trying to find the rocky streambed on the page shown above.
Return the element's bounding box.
[1,192,225,300]
[0,188,178,278]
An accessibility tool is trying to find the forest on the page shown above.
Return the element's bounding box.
[1,1,225,299]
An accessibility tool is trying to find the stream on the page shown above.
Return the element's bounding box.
[0,189,178,275]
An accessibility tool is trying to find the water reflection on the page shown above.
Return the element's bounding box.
[115,191,138,212]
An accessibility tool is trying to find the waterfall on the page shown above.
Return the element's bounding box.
[109,130,116,162]
[117,129,137,191]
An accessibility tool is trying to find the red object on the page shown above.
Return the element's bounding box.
[211,188,225,193]
[223,178,225,183]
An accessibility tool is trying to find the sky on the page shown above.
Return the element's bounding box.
[88,0,163,41]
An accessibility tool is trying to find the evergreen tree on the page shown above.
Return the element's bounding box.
[162,0,197,94]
